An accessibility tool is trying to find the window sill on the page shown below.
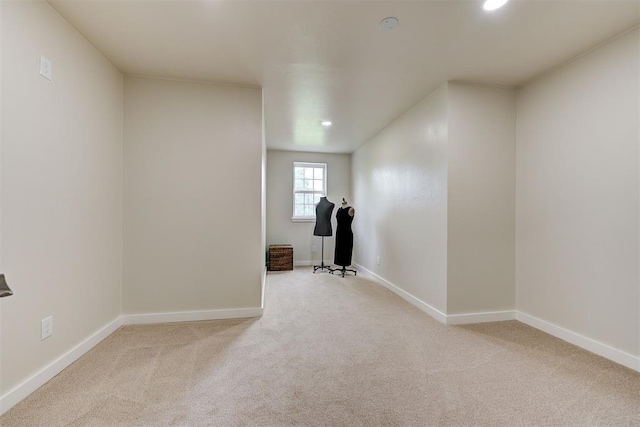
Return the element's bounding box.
[291,217,315,223]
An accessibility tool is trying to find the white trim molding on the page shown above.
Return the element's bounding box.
[122,307,263,325]
[516,311,640,373]
[293,260,313,267]
[0,306,266,416]
[355,263,514,326]
[291,217,315,223]
[0,316,123,416]
[354,263,448,324]
[355,263,639,372]
[261,266,267,309]
[446,310,516,325]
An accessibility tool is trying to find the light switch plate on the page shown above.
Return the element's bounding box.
[40,55,52,80]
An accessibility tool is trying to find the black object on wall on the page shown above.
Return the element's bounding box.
[0,274,13,298]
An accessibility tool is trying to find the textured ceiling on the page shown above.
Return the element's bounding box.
[49,0,639,153]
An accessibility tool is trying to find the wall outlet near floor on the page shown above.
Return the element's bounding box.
[39,55,52,80]
[376,256,381,266]
[41,316,53,340]
[312,245,317,253]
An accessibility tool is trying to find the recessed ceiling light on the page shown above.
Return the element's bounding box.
[483,0,509,11]
[380,17,399,31]
[321,121,332,126]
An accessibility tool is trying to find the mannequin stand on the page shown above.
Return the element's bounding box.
[331,266,357,278]
[313,236,333,273]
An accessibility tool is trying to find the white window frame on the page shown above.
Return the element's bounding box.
[292,162,327,222]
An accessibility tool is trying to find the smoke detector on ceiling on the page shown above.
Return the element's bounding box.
[380,17,399,31]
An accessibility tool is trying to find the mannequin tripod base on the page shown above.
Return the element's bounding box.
[330,266,357,278]
[313,262,333,273]
[313,236,334,274]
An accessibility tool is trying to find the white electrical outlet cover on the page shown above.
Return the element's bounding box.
[41,316,53,340]
[40,56,52,80]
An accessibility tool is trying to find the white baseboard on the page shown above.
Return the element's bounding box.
[293,260,338,268]
[355,263,639,371]
[122,307,263,325]
[0,307,266,415]
[446,310,516,325]
[293,260,341,267]
[355,264,516,326]
[0,316,123,416]
[354,263,448,324]
[516,311,639,373]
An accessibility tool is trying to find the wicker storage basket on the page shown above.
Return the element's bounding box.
[269,245,293,271]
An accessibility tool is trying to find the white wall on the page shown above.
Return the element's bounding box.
[447,83,516,315]
[266,150,351,266]
[352,84,449,314]
[123,76,263,314]
[516,29,639,356]
[1,0,123,396]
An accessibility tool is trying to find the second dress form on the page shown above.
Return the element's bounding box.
[334,206,354,267]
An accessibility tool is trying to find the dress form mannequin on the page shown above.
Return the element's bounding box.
[313,197,334,237]
[313,196,335,273]
[332,198,357,277]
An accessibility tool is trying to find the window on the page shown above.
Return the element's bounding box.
[292,162,327,221]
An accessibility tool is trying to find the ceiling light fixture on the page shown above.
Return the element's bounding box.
[321,121,332,126]
[379,17,399,31]
[483,0,509,11]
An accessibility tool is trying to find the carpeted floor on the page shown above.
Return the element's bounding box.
[1,267,639,426]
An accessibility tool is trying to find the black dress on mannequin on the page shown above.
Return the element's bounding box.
[333,202,357,277]
[313,197,334,273]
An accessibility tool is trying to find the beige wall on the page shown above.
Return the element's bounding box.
[266,150,351,266]
[352,85,449,313]
[123,76,263,314]
[447,83,516,314]
[516,29,639,355]
[0,0,5,409]
[1,0,123,395]
[261,94,267,300]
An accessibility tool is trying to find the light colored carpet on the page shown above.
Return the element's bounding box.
[1,267,639,426]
